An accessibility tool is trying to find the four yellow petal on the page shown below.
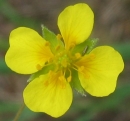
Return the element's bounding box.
[23,71,72,117]
[75,46,124,96]
[58,3,94,50]
[5,27,54,74]
[4,3,124,117]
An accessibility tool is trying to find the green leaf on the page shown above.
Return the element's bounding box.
[41,25,64,53]
[70,69,85,96]
[27,63,55,82]
[71,38,98,55]
[85,38,98,54]
[42,25,58,47]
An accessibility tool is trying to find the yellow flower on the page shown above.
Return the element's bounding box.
[5,3,124,117]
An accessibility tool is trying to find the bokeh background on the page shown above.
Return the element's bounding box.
[0,0,130,121]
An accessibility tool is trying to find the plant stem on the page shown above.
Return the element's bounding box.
[13,103,25,121]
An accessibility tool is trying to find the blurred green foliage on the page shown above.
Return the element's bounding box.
[0,0,40,29]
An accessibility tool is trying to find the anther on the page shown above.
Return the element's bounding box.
[36,64,42,70]
[57,34,62,40]
[79,66,85,72]
[45,41,50,46]
[75,53,81,59]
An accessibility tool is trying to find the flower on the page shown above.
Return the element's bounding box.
[5,3,124,117]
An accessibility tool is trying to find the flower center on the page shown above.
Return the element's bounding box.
[49,43,82,83]
[55,51,71,69]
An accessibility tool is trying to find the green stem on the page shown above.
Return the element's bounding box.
[13,103,25,121]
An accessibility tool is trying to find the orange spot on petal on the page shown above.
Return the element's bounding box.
[44,80,49,87]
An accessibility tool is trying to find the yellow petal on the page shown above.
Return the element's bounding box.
[5,27,53,74]
[23,71,72,117]
[58,3,94,50]
[75,46,124,96]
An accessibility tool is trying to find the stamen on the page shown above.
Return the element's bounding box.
[78,66,85,72]
[90,54,95,60]
[80,71,90,79]
[71,64,79,72]
[57,34,62,40]
[67,76,71,82]
[75,53,81,59]
[36,64,42,70]
[59,76,66,88]
[45,41,50,46]
[48,70,53,75]
[67,69,72,82]
[70,42,76,49]
[55,45,61,51]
